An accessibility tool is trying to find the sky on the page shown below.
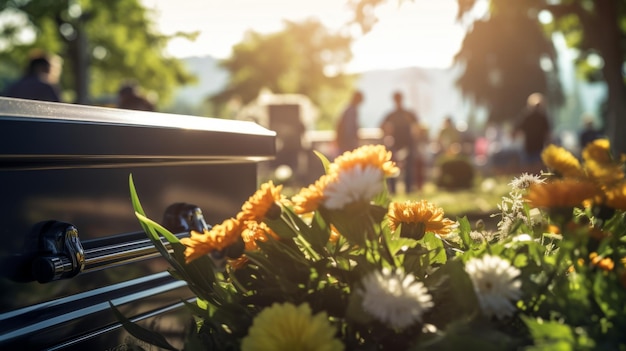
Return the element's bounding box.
[141,0,468,72]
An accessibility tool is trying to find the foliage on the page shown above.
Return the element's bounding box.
[210,19,356,128]
[122,141,626,350]
[0,0,196,105]
[454,0,563,124]
[350,0,626,154]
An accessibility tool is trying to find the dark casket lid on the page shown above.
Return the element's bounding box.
[0,97,276,169]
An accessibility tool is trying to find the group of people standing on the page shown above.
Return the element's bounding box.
[336,90,426,194]
[335,90,570,194]
[1,52,154,111]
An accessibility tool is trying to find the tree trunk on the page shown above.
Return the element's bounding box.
[63,17,90,105]
[595,0,626,156]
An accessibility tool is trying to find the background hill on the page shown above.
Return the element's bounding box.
[167,54,605,141]
[168,55,475,135]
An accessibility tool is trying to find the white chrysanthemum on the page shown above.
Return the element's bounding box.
[465,255,522,320]
[323,165,384,210]
[359,268,433,329]
[509,173,545,190]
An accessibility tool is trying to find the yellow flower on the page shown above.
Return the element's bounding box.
[180,218,242,263]
[387,200,456,237]
[541,144,584,178]
[604,182,626,211]
[241,302,344,351]
[582,138,612,164]
[239,181,284,222]
[292,174,335,214]
[330,144,399,178]
[585,160,624,186]
[581,139,625,186]
[526,180,598,208]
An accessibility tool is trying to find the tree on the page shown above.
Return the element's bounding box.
[210,19,356,129]
[0,0,196,106]
[350,0,626,154]
[542,0,626,155]
[454,1,563,125]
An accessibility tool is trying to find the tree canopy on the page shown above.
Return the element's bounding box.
[454,1,563,124]
[350,0,626,153]
[210,19,356,129]
[0,0,196,106]
[456,0,626,153]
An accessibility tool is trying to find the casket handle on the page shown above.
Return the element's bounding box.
[30,220,85,283]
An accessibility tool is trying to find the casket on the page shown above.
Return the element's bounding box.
[0,97,275,350]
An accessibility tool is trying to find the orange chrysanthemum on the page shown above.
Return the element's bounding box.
[589,252,615,271]
[180,218,242,263]
[241,220,279,251]
[291,174,334,214]
[238,181,284,222]
[329,224,341,243]
[541,145,584,178]
[387,200,456,236]
[227,221,279,270]
[331,144,399,177]
[526,180,599,208]
[546,224,560,234]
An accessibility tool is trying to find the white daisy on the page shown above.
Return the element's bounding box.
[323,165,384,210]
[359,268,433,329]
[509,173,545,190]
[465,255,522,320]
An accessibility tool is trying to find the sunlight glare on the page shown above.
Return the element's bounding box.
[143,0,465,71]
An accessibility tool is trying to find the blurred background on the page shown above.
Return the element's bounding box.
[1,0,624,216]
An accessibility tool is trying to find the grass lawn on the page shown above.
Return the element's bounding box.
[391,175,514,228]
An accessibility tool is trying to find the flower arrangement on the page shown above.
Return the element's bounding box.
[122,142,626,351]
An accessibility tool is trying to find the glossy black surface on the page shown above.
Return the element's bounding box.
[0,97,275,349]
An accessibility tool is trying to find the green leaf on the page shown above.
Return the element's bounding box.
[134,211,172,263]
[426,258,479,317]
[457,216,473,250]
[422,232,447,265]
[264,214,298,240]
[411,318,518,351]
[345,289,375,325]
[280,205,327,256]
[313,150,332,173]
[593,271,625,320]
[309,210,331,250]
[129,174,146,217]
[319,206,374,247]
[109,301,178,351]
[135,212,180,244]
[521,315,577,351]
[181,299,210,319]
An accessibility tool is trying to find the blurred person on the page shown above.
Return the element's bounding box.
[579,115,603,149]
[2,53,62,102]
[380,91,421,194]
[437,116,460,154]
[514,93,551,172]
[117,82,155,111]
[336,90,363,154]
